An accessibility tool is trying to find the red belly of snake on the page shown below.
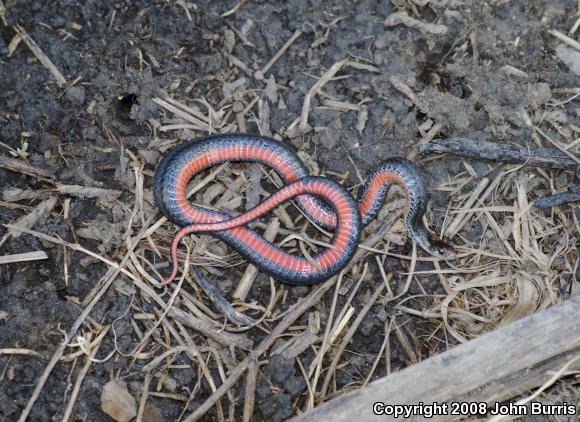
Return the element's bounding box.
[153,134,455,286]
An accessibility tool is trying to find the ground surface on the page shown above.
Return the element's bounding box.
[0,0,579,421]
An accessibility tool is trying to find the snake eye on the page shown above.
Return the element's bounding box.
[440,247,452,258]
[439,245,457,260]
[429,238,457,260]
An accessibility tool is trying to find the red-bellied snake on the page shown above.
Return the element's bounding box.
[154,134,456,288]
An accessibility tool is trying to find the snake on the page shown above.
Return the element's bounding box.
[153,134,456,290]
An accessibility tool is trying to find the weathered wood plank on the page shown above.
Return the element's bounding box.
[294,296,580,421]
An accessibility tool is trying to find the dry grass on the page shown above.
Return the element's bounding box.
[1,3,578,420]
[9,94,577,419]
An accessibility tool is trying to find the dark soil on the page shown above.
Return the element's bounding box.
[0,0,578,421]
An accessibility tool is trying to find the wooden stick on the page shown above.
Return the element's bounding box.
[182,219,398,422]
[293,296,580,422]
[13,24,66,87]
[0,1,6,25]
[256,30,302,79]
[56,184,122,201]
[242,354,258,422]
[298,59,348,131]
[534,183,580,208]
[384,11,448,35]
[320,278,388,397]
[189,267,254,327]
[234,218,280,300]
[61,326,110,422]
[0,348,44,359]
[5,224,252,349]
[548,29,580,52]
[17,217,154,422]
[389,76,425,110]
[0,251,48,265]
[420,138,580,170]
[152,97,210,131]
[0,155,54,181]
[2,196,57,248]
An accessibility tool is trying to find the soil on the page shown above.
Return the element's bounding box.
[0,0,578,421]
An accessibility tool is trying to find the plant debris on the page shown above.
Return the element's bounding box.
[0,1,578,421]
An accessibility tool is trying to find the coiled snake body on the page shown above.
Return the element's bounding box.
[154,134,455,286]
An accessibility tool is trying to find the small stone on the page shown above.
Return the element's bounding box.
[100,379,137,422]
[142,402,165,422]
[65,86,86,105]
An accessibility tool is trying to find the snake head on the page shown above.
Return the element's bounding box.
[428,237,458,261]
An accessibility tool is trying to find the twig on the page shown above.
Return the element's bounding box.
[420,138,580,170]
[234,218,280,300]
[298,59,348,132]
[242,354,258,422]
[0,196,57,247]
[407,123,442,161]
[168,306,253,349]
[7,196,57,239]
[61,326,110,422]
[55,185,122,202]
[534,183,580,208]
[173,321,226,417]
[0,251,48,265]
[221,0,245,17]
[0,348,44,359]
[17,216,154,422]
[384,11,448,35]
[363,319,394,387]
[13,25,66,87]
[182,219,396,421]
[0,0,6,26]
[152,97,211,132]
[256,30,302,80]
[0,155,54,182]
[389,76,425,110]
[308,270,348,397]
[548,29,580,52]
[500,65,529,79]
[320,277,389,397]
[136,372,151,422]
[227,53,253,77]
[189,267,254,326]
